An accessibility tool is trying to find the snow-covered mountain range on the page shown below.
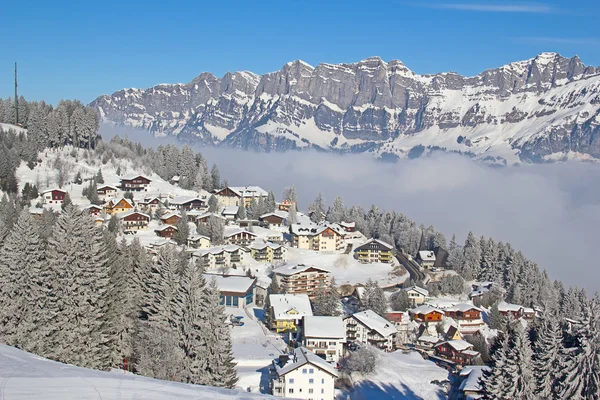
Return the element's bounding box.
[90,52,600,164]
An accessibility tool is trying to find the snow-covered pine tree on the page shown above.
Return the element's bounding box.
[173,209,190,246]
[208,195,219,213]
[533,313,563,398]
[142,245,182,327]
[312,279,341,316]
[308,192,326,223]
[210,164,221,190]
[481,326,512,399]
[202,278,238,388]
[326,196,345,223]
[0,210,47,352]
[265,191,276,213]
[287,203,297,225]
[361,279,387,317]
[45,206,111,369]
[236,201,247,220]
[281,185,298,204]
[507,322,536,399]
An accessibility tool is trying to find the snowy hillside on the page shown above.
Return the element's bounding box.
[91,52,600,164]
[0,344,268,399]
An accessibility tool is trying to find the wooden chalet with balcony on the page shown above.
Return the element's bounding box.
[273,264,331,299]
[224,228,257,246]
[155,225,178,238]
[409,305,445,324]
[106,197,134,215]
[434,340,480,366]
[42,189,67,205]
[160,212,181,226]
[119,175,151,192]
[344,310,397,352]
[354,238,394,264]
[96,185,118,200]
[444,304,485,334]
[117,211,150,232]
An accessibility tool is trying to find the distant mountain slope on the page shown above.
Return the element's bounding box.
[0,344,267,399]
[90,53,600,164]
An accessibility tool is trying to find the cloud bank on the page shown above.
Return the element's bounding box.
[100,125,600,292]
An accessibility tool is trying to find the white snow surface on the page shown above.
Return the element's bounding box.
[303,316,345,339]
[0,344,268,399]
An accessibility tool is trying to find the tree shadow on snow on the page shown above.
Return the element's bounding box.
[344,381,444,400]
[257,366,271,394]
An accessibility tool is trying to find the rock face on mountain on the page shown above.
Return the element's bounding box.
[91,52,600,164]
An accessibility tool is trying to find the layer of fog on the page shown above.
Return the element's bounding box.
[101,125,600,292]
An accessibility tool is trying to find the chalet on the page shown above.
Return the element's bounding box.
[249,242,286,263]
[215,186,269,207]
[96,184,118,200]
[270,347,338,400]
[260,212,287,229]
[42,189,67,205]
[106,197,134,215]
[117,211,150,232]
[192,245,250,270]
[416,250,436,270]
[139,197,163,212]
[268,294,313,334]
[221,206,239,221]
[497,302,524,319]
[302,316,346,363]
[339,221,356,232]
[458,366,489,399]
[119,175,151,191]
[155,225,178,238]
[196,212,227,224]
[187,235,211,249]
[404,286,429,306]
[353,238,394,264]
[444,304,485,334]
[434,340,480,366]
[160,212,182,226]
[169,196,206,211]
[205,274,256,308]
[224,228,257,246]
[416,334,441,352]
[93,216,104,226]
[277,199,296,212]
[344,310,397,352]
[409,305,445,324]
[445,325,463,341]
[290,224,344,253]
[29,207,44,220]
[81,204,103,216]
[273,264,331,299]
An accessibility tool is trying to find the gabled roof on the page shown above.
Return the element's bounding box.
[120,175,151,181]
[42,188,66,194]
[434,339,474,352]
[274,347,338,378]
[204,274,256,295]
[409,305,445,315]
[404,286,429,297]
[160,212,181,220]
[340,221,356,228]
[269,294,313,321]
[224,228,256,238]
[227,186,268,198]
[445,303,482,313]
[290,223,342,237]
[273,264,330,277]
[112,197,134,208]
[155,224,178,232]
[222,206,239,215]
[459,366,489,393]
[303,316,345,339]
[97,184,118,191]
[354,238,394,252]
[417,335,441,344]
[192,245,247,257]
[170,196,205,205]
[259,211,287,220]
[188,234,210,242]
[347,310,396,337]
[248,241,283,251]
[497,301,523,313]
[117,211,150,220]
[418,250,436,262]
[81,204,103,211]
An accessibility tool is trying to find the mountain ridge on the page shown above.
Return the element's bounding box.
[91,52,600,164]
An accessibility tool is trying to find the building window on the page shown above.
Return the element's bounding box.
[289,388,293,394]
[309,378,314,384]
[321,379,325,384]
[289,378,294,384]
[309,368,314,374]
[309,388,314,394]
[302,369,307,374]
[321,388,325,394]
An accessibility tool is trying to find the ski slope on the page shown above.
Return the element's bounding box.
[0,344,269,400]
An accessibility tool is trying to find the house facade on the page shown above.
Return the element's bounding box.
[187,235,211,249]
[224,229,257,246]
[273,264,331,299]
[96,185,118,200]
[117,211,150,232]
[354,239,394,263]
[155,225,178,238]
[169,196,206,211]
[434,340,480,366]
[161,212,182,226]
[119,175,151,191]
[444,304,485,335]
[106,198,134,215]
[270,347,338,400]
[344,310,397,352]
[290,224,344,253]
[42,189,67,205]
[260,212,287,230]
[404,286,429,307]
[249,242,286,263]
[268,294,313,334]
[302,316,346,364]
[192,245,250,270]
[416,251,436,270]
[409,305,445,324]
[139,197,163,213]
[215,186,269,207]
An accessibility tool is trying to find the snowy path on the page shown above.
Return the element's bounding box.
[0,344,268,400]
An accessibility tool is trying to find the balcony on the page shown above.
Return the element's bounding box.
[230,256,241,263]
[215,258,226,264]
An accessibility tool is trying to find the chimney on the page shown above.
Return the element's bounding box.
[279,354,290,366]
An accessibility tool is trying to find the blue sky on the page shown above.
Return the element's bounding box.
[1,0,599,105]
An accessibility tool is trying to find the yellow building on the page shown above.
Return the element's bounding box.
[249,242,286,263]
[268,294,313,333]
[290,224,344,253]
[354,238,394,263]
[105,197,134,215]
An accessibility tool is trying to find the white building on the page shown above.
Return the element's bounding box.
[302,316,346,364]
[344,310,397,352]
[404,286,429,306]
[204,274,256,308]
[270,347,338,400]
[191,245,250,270]
[416,250,436,269]
[268,294,313,334]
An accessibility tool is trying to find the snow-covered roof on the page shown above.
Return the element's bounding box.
[197,212,226,221]
[274,347,338,378]
[188,235,210,242]
[204,274,255,295]
[269,294,313,321]
[222,206,239,215]
[120,174,151,181]
[227,186,268,198]
[410,305,445,315]
[81,204,103,211]
[259,211,287,219]
[112,197,134,208]
[303,316,345,339]
[42,188,66,194]
[348,310,396,337]
[459,366,489,393]
[273,264,330,277]
[417,335,441,344]
[418,250,436,262]
[435,339,473,352]
[497,301,523,313]
[404,286,429,297]
[356,238,394,250]
[170,196,205,205]
[445,303,482,313]
[117,211,150,220]
[224,227,256,238]
[161,212,181,220]
[97,184,118,191]
[155,224,177,232]
[248,241,283,251]
[29,207,45,215]
[340,221,356,228]
[193,245,247,257]
[148,238,176,248]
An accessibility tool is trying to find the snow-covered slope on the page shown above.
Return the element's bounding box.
[0,344,268,399]
[90,52,600,164]
[1,122,27,135]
